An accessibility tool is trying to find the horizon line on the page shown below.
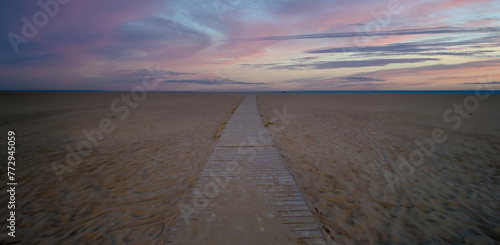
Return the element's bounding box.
[1,90,499,94]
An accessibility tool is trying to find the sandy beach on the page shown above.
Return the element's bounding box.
[2,0,500,243]
[0,92,243,244]
[258,93,500,244]
[1,92,499,244]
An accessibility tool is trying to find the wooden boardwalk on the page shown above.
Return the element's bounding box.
[167,95,326,244]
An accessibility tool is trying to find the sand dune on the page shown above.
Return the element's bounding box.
[258,93,500,244]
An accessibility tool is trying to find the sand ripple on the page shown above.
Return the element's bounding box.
[0,93,243,244]
[258,93,500,244]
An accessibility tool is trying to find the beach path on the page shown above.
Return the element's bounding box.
[167,95,326,244]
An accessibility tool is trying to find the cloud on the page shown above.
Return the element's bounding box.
[239,63,281,69]
[282,76,328,84]
[116,69,195,78]
[282,75,394,90]
[1,54,58,65]
[98,16,212,61]
[354,58,500,76]
[1,0,499,91]
[306,35,499,57]
[291,56,320,62]
[79,69,198,90]
[270,58,439,70]
[343,77,385,82]
[345,59,500,86]
[414,51,494,56]
[332,76,390,89]
[332,82,395,89]
[461,81,500,85]
[229,26,500,42]
[163,78,262,85]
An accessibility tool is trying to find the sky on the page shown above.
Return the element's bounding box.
[0,0,499,91]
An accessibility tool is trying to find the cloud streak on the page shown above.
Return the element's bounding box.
[343,77,385,82]
[117,69,196,78]
[163,78,263,85]
[306,35,499,57]
[229,27,500,42]
[268,58,439,70]
[461,81,500,85]
[2,54,58,65]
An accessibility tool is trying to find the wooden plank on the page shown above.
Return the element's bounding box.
[167,95,326,244]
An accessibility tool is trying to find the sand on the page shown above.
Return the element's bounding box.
[257,93,500,244]
[1,92,499,244]
[0,92,243,244]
